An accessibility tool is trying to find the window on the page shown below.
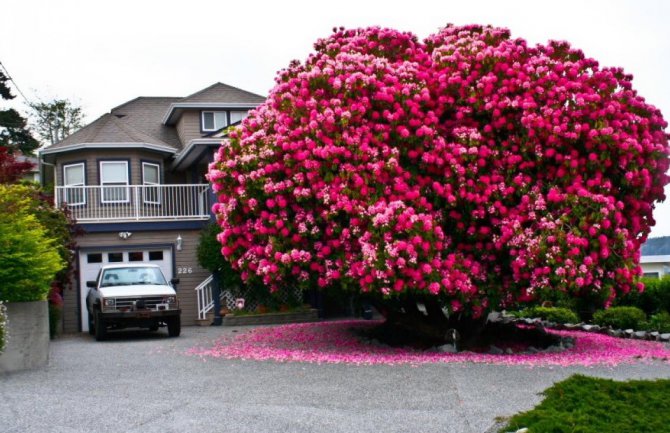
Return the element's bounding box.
[148,251,164,261]
[100,161,129,203]
[108,252,123,262]
[202,111,227,131]
[142,162,160,204]
[230,111,248,124]
[87,253,102,263]
[643,272,661,279]
[128,252,144,262]
[63,163,86,205]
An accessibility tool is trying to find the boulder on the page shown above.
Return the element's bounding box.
[660,333,670,342]
[437,344,458,353]
[633,331,648,340]
[489,345,504,355]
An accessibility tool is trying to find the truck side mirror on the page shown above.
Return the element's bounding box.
[170,278,180,287]
[86,281,97,288]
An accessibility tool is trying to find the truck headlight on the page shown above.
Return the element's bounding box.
[163,296,177,305]
[103,298,116,307]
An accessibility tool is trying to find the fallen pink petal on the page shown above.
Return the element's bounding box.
[188,320,670,367]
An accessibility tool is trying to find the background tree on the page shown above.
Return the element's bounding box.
[29,99,84,145]
[208,25,669,345]
[0,70,39,155]
[0,146,34,183]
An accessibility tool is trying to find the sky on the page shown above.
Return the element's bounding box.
[2,0,670,236]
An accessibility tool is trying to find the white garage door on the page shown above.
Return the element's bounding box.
[78,248,173,332]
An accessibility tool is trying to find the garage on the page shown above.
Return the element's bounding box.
[78,247,174,332]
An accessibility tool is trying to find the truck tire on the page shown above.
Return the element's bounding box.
[167,316,181,337]
[94,311,107,341]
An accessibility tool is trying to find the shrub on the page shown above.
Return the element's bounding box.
[209,25,669,323]
[0,301,6,353]
[615,276,670,315]
[520,306,579,324]
[0,184,64,302]
[593,306,647,330]
[645,311,670,333]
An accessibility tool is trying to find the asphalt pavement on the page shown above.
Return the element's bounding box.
[2,324,670,433]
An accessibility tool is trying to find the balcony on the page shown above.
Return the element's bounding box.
[55,184,210,223]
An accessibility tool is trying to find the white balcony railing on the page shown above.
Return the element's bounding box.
[55,184,210,222]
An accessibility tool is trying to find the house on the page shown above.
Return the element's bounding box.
[40,83,266,333]
[17,154,40,183]
[640,236,670,279]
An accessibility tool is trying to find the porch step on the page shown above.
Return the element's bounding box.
[195,311,214,326]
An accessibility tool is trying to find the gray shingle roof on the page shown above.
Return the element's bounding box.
[42,83,266,153]
[181,82,265,104]
[641,237,670,256]
[47,97,181,150]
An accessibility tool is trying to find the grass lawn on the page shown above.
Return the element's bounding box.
[503,374,670,433]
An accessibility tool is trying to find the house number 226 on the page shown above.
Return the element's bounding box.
[177,267,193,274]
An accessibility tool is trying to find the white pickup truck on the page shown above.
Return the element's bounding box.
[86,264,181,341]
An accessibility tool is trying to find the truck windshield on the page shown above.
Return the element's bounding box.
[100,267,168,287]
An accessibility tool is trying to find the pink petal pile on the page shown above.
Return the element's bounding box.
[188,320,670,367]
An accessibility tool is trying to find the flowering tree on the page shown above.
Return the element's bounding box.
[209,25,669,341]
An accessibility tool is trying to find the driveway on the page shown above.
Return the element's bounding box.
[2,325,670,433]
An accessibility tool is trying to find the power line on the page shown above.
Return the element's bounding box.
[0,60,31,103]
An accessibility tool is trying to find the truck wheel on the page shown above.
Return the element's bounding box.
[167,316,181,337]
[87,311,94,335]
[149,324,159,332]
[94,311,107,341]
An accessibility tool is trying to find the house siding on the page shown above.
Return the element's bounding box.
[63,229,209,333]
[176,111,203,145]
[56,149,172,186]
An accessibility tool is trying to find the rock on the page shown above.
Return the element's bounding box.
[543,345,562,353]
[487,311,502,323]
[634,331,648,340]
[582,324,600,332]
[660,333,670,342]
[650,331,660,340]
[505,348,514,355]
[515,428,529,433]
[489,345,504,355]
[523,318,536,325]
[624,329,635,338]
[563,341,574,349]
[526,346,539,353]
[608,329,623,338]
[564,323,580,330]
[437,344,458,353]
[544,321,557,329]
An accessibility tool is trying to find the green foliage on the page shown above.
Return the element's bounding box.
[615,276,670,315]
[196,222,242,289]
[505,375,670,433]
[0,301,6,353]
[519,306,579,324]
[645,311,670,333]
[592,306,647,330]
[0,184,64,302]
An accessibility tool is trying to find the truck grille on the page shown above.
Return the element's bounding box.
[114,297,165,311]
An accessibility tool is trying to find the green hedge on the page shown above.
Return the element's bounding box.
[646,311,670,333]
[519,306,579,324]
[615,276,670,315]
[593,306,647,330]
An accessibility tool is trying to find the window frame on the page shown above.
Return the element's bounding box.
[99,160,130,204]
[201,110,228,132]
[141,161,161,205]
[63,162,86,206]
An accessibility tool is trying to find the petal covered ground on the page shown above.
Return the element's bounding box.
[188,320,670,367]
